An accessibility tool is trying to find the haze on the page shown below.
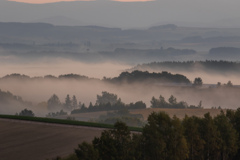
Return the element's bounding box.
[1,76,240,117]
[0,0,240,116]
[0,58,130,79]
[0,0,239,28]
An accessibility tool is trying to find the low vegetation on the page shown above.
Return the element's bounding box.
[16,108,35,117]
[93,109,145,127]
[0,114,142,132]
[46,110,68,118]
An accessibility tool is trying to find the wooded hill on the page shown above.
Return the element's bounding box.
[130,60,240,75]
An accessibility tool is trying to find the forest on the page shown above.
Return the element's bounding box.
[130,60,240,74]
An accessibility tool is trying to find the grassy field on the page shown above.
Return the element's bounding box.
[0,115,141,132]
[69,108,224,121]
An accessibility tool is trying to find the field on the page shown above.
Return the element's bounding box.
[0,118,104,160]
[0,108,224,160]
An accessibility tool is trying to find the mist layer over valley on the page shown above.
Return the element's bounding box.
[1,22,240,121]
[0,57,130,78]
[0,67,240,118]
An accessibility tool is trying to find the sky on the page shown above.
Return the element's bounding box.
[9,0,88,3]
[2,0,240,28]
[8,0,152,3]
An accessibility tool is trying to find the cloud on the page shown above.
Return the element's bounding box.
[0,57,131,79]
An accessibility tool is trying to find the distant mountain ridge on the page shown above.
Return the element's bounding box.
[1,22,240,63]
[0,0,240,28]
[32,16,83,26]
[0,22,121,39]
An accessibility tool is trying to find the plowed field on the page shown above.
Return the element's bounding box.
[0,119,103,160]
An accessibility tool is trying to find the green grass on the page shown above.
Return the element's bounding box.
[0,114,142,132]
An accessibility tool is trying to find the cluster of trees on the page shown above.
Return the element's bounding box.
[2,73,90,81]
[132,60,240,75]
[151,95,202,109]
[193,77,203,87]
[69,109,240,160]
[16,108,34,117]
[193,78,234,88]
[106,70,191,84]
[46,110,68,118]
[47,92,146,114]
[47,94,79,112]
[216,81,234,88]
[71,92,146,114]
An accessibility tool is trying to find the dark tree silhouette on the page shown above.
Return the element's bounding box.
[96,91,120,105]
[64,94,72,111]
[72,95,78,109]
[193,77,203,87]
[18,108,34,117]
[47,94,62,111]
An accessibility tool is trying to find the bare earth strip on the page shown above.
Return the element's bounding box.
[0,118,104,160]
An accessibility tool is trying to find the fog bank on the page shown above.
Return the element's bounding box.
[0,57,131,79]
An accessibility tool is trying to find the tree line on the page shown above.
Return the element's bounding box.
[151,95,203,109]
[105,70,191,84]
[1,70,191,85]
[131,60,240,74]
[47,91,146,114]
[55,109,240,160]
[47,91,206,115]
[2,90,208,118]
[1,72,237,89]
[1,73,91,81]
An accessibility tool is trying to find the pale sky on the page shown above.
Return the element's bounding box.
[3,0,240,28]
[9,0,87,3]
[8,0,152,3]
